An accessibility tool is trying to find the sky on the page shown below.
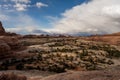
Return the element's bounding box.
[0,0,120,35]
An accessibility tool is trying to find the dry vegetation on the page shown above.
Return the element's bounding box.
[1,36,120,72]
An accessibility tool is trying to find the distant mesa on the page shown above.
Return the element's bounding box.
[110,32,120,36]
[0,21,6,35]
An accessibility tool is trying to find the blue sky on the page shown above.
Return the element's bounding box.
[0,0,120,34]
[27,0,87,28]
[0,0,88,34]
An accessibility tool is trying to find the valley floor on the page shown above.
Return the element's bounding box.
[0,35,120,80]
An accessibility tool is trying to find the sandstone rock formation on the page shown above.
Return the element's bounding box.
[0,36,22,50]
[0,21,5,35]
[0,36,22,59]
[0,40,11,59]
[0,22,22,60]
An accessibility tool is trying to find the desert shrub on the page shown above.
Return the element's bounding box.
[48,42,64,47]
[37,53,43,60]
[89,44,120,58]
[25,65,35,70]
[80,49,88,59]
[106,49,120,58]
[49,64,65,73]
[86,64,96,70]
[28,48,41,53]
[89,45,100,50]
[1,60,9,70]
[0,66,8,70]
[21,41,33,46]
[16,63,24,70]
[106,60,114,65]
[100,46,120,58]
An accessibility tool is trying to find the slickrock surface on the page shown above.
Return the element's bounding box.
[40,66,120,80]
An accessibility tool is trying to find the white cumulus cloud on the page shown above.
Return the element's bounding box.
[14,3,27,11]
[36,2,48,8]
[13,3,28,11]
[0,0,48,11]
[11,0,31,3]
[47,0,120,34]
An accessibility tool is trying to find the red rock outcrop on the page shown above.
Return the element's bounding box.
[0,40,11,59]
[0,21,5,35]
[0,36,22,50]
[0,22,22,59]
[0,36,22,59]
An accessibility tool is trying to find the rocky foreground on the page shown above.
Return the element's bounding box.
[0,66,120,80]
[0,21,120,80]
